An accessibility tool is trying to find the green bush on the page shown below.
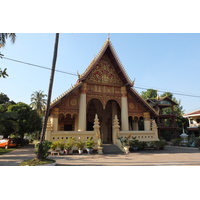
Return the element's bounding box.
[171,138,182,146]
[85,137,95,149]
[34,140,52,159]
[138,141,148,150]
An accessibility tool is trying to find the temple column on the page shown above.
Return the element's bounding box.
[112,101,118,122]
[50,108,59,131]
[74,114,78,131]
[133,118,139,131]
[78,83,87,131]
[143,112,151,131]
[121,86,129,131]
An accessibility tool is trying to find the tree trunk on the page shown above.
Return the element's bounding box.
[37,33,59,159]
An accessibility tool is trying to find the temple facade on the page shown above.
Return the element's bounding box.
[45,39,159,151]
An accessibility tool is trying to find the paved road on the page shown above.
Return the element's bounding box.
[0,144,35,166]
[1,144,200,166]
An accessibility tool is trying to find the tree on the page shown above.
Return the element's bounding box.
[0,93,18,138]
[0,93,10,104]
[0,67,9,78]
[30,90,47,116]
[0,33,16,78]
[0,33,16,48]
[7,102,42,139]
[141,89,157,100]
[37,33,59,160]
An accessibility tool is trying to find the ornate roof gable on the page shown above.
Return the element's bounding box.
[79,39,133,87]
[86,54,123,85]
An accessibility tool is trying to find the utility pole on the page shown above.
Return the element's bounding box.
[37,33,59,159]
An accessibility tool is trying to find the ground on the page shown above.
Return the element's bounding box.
[0,144,200,166]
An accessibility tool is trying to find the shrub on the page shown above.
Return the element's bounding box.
[35,140,52,160]
[171,138,182,146]
[85,138,95,149]
[138,141,148,150]
[76,140,85,150]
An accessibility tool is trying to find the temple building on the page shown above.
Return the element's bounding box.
[45,39,160,151]
[146,97,178,139]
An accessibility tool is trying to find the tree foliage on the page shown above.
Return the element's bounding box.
[0,33,16,48]
[30,90,47,116]
[141,89,157,100]
[0,93,18,138]
[7,102,42,138]
[0,33,16,78]
[0,93,42,138]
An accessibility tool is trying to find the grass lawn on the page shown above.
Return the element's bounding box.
[0,148,15,155]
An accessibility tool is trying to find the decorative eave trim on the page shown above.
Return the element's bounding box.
[50,82,82,109]
[108,41,133,87]
[129,87,159,116]
[79,40,109,81]
[79,39,133,87]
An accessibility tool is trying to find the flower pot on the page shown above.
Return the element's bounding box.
[65,149,71,155]
[78,149,83,154]
[60,150,64,155]
[86,148,93,155]
[69,149,73,154]
[131,146,138,152]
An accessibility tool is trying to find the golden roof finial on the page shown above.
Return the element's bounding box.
[108,33,110,41]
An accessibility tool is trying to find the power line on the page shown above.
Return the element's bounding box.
[2,56,200,99]
[2,56,78,76]
[135,86,200,98]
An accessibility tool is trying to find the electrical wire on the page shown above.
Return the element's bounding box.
[2,56,78,76]
[134,86,200,98]
[2,56,200,98]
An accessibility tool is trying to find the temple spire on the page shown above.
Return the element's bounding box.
[108,33,110,40]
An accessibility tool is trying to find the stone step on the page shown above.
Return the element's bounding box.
[102,144,123,154]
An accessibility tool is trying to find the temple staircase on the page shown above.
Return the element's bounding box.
[102,144,123,154]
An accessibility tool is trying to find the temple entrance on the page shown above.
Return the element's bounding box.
[87,99,121,144]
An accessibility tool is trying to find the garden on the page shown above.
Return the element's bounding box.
[20,137,96,166]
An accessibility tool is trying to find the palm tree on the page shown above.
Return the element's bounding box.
[0,33,16,48]
[30,91,47,116]
[37,33,59,160]
[0,33,16,78]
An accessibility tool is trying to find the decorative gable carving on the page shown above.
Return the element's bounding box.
[86,55,123,86]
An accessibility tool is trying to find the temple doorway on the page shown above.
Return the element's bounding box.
[87,99,121,144]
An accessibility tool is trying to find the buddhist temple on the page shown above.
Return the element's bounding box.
[45,39,160,152]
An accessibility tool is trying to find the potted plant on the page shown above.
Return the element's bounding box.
[85,137,95,154]
[138,141,148,150]
[64,142,73,155]
[130,137,140,151]
[58,140,65,155]
[50,141,58,151]
[76,140,85,154]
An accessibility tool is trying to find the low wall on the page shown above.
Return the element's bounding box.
[119,131,159,142]
[46,131,98,149]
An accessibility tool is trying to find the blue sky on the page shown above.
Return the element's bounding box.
[1,33,200,114]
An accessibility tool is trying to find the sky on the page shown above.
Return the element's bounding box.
[1,33,200,114]
[2,0,200,196]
